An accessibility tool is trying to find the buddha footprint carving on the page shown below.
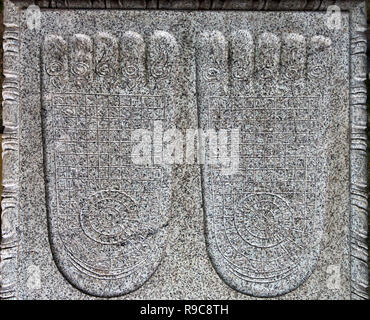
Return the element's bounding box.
[42,31,179,297]
[196,30,331,297]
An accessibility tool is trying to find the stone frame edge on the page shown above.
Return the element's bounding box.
[0,0,367,300]
[1,0,20,300]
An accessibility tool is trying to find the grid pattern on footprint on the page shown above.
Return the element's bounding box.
[205,95,327,296]
[44,92,171,295]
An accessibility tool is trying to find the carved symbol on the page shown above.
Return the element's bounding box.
[200,32,226,83]
[95,33,118,79]
[80,191,140,245]
[148,31,179,90]
[46,61,64,76]
[256,33,280,79]
[44,35,68,89]
[70,34,93,88]
[235,193,294,248]
[96,46,115,77]
[307,36,332,80]
[196,31,228,96]
[121,31,145,90]
[149,43,170,80]
[204,67,220,81]
[71,62,89,76]
[281,34,306,81]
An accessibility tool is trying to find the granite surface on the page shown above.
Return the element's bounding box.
[0,0,368,299]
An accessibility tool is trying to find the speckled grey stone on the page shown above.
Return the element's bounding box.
[0,0,368,300]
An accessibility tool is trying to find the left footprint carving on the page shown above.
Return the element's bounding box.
[41,31,179,297]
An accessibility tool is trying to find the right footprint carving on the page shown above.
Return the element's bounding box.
[197,30,330,297]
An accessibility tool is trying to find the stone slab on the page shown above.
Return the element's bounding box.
[0,0,368,299]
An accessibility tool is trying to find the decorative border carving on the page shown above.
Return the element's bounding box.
[2,0,367,10]
[1,0,20,300]
[348,1,368,300]
[1,0,367,300]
